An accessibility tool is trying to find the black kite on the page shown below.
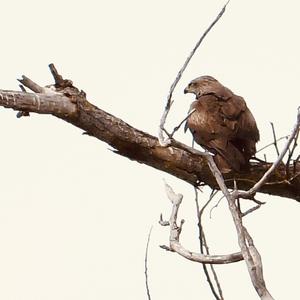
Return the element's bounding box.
[184,76,259,173]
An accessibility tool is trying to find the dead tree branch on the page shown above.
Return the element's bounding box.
[241,204,261,217]
[0,89,77,118]
[18,75,45,93]
[159,182,243,264]
[0,65,299,201]
[144,226,153,300]
[270,122,280,156]
[205,156,274,300]
[286,127,299,179]
[195,189,224,300]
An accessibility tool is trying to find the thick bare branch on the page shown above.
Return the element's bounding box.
[0,66,299,201]
[0,89,77,118]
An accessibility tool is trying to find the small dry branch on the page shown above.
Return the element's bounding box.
[238,107,300,200]
[159,181,243,265]
[205,156,274,300]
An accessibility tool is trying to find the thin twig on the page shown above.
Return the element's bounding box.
[170,109,195,137]
[286,127,299,179]
[196,189,220,299]
[241,205,261,217]
[193,141,224,300]
[195,188,224,300]
[264,154,267,162]
[270,122,280,156]
[251,157,270,164]
[256,135,288,153]
[145,226,153,300]
[19,84,26,92]
[209,195,225,219]
[294,155,300,174]
[238,108,300,199]
[158,0,230,146]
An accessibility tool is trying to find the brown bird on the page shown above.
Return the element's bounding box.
[184,76,259,173]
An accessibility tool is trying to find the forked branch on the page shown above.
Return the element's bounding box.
[237,107,300,200]
[205,156,274,300]
[159,182,243,264]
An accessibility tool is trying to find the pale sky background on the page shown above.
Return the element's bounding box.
[0,0,299,299]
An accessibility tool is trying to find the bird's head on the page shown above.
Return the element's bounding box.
[184,75,222,97]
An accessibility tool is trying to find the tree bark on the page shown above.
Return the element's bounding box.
[0,83,299,202]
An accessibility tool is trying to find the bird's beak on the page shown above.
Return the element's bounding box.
[184,87,189,94]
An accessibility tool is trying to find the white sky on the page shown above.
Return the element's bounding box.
[0,0,299,299]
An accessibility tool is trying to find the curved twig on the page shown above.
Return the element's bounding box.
[195,188,224,300]
[158,1,230,146]
[160,182,243,264]
[144,226,153,300]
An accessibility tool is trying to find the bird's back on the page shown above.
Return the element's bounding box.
[186,93,259,173]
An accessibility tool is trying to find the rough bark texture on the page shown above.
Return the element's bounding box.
[0,85,299,202]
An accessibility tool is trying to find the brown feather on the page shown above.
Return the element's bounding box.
[184,76,259,173]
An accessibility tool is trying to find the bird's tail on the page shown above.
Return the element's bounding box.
[208,140,246,173]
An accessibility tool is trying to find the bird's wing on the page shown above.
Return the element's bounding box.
[220,95,259,141]
[220,95,246,120]
[237,108,260,142]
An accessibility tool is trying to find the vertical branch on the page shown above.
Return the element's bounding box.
[286,127,299,179]
[195,188,224,300]
[201,191,224,300]
[270,122,280,156]
[206,155,274,300]
[145,226,153,300]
